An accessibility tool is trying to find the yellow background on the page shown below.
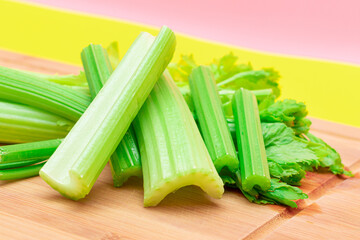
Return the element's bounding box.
[0,0,359,127]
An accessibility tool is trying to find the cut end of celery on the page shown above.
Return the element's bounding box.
[39,168,90,200]
[143,170,224,207]
[242,175,271,193]
[112,166,142,188]
[214,154,239,173]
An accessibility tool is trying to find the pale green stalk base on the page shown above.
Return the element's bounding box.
[144,170,224,207]
[134,72,224,207]
[110,166,142,187]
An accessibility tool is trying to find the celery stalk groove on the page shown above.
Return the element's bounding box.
[189,66,238,173]
[81,43,143,187]
[134,72,224,207]
[232,88,271,194]
[0,101,74,143]
[0,66,91,121]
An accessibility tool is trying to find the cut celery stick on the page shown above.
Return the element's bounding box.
[134,71,224,207]
[0,162,45,180]
[0,66,91,121]
[0,139,61,169]
[232,88,271,194]
[189,66,238,173]
[0,101,74,143]
[81,43,143,187]
[81,44,113,99]
[40,27,176,200]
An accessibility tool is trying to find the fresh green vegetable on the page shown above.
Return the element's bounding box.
[219,89,273,101]
[81,44,113,99]
[232,88,271,194]
[0,65,91,121]
[189,66,238,173]
[81,43,143,187]
[40,26,176,200]
[262,122,318,185]
[305,133,352,176]
[110,126,142,187]
[168,54,280,122]
[0,139,61,169]
[0,101,74,143]
[260,99,312,135]
[134,72,224,207]
[0,162,46,180]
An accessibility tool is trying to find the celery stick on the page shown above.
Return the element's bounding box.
[134,72,224,207]
[81,44,113,99]
[217,70,269,87]
[219,89,273,99]
[81,43,143,187]
[40,27,176,200]
[0,139,61,169]
[0,66,91,121]
[251,89,273,100]
[232,88,271,194]
[0,101,74,143]
[110,126,142,187]
[0,162,45,180]
[189,66,238,173]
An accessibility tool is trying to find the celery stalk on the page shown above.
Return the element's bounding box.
[0,66,91,121]
[40,27,176,200]
[81,43,143,187]
[0,163,45,180]
[0,101,74,143]
[110,126,141,187]
[134,72,224,207]
[189,66,238,173]
[232,88,271,194]
[0,139,61,169]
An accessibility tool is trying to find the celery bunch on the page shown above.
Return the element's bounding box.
[40,27,176,200]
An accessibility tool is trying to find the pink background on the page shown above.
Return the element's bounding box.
[25,0,360,65]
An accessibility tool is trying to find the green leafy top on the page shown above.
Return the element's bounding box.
[304,133,353,176]
[168,53,281,96]
[260,99,312,135]
[262,122,319,185]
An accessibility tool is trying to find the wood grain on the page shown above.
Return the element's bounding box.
[0,49,359,240]
[265,178,360,240]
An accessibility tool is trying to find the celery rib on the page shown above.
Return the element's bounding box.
[81,43,143,187]
[40,27,176,200]
[0,162,45,180]
[189,66,238,173]
[0,66,91,121]
[110,126,142,187]
[134,72,224,207]
[0,101,74,143]
[0,139,61,169]
[232,88,271,194]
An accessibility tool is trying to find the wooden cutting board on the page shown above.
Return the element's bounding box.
[0,50,359,240]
